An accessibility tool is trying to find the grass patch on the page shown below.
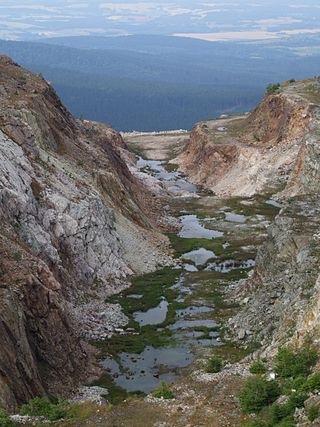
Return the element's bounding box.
[0,409,16,427]
[168,234,225,258]
[92,373,144,405]
[206,355,224,373]
[96,326,175,356]
[108,267,182,316]
[153,381,174,399]
[20,397,69,421]
[250,360,267,375]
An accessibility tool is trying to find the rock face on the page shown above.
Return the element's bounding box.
[0,56,170,410]
[176,77,320,354]
[228,197,320,352]
[220,81,320,352]
[176,79,320,198]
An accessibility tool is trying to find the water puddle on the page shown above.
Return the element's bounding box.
[102,346,193,394]
[98,154,282,403]
[182,248,216,266]
[205,259,256,273]
[137,158,197,194]
[176,306,213,317]
[183,264,199,272]
[171,276,193,302]
[265,199,283,208]
[179,215,224,239]
[128,294,143,300]
[169,319,218,330]
[133,299,169,326]
[224,212,247,223]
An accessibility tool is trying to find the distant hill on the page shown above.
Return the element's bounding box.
[0,35,319,131]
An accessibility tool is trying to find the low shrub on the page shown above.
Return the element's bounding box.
[301,372,320,393]
[266,83,281,94]
[153,382,174,399]
[239,377,280,413]
[206,356,224,373]
[281,375,305,395]
[269,403,293,424]
[308,405,320,422]
[276,417,296,427]
[20,396,68,421]
[250,360,267,375]
[287,391,308,409]
[275,346,318,378]
[0,409,16,427]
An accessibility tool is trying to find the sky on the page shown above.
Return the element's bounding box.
[0,0,320,41]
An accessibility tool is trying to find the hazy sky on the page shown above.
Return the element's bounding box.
[0,0,320,40]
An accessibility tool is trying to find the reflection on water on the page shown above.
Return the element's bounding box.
[137,158,197,194]
[205,259,256,273]
[179,215,224,239]
[182,247,216,266]
[102,346,193,393]
[133,299,169,326]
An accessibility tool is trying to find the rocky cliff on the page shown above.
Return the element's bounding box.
[0,56,171,410]
[177,78,320,353]
[176,78,320,198]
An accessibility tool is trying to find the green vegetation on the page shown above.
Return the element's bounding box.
[168,234,225,258]
[206,355,224,373]
[250,360,267,375]
[239,377,280,413]
[307,405,320,422]
[95,326,174,356]
[153,382,174,400]
[20,397,69,421]
[266,83,281,95]
[98,267,184,357]
[275,346,318,378]
[0,409,16,427]
[13,251,22,261]
[95,268,183,403]
[108,267,182,316]
[242,346,320,426]
[92,373,144,405]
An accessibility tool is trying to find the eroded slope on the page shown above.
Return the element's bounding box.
[0,56,171,410]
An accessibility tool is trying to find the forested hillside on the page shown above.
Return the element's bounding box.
[1,35,319,131]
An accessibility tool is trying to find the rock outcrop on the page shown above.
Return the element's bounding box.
[228,197,320,351]
[176,78,320,198]
[0,56,171,410]
[219,81,320,352]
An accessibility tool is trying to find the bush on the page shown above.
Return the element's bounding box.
[20,397,68,421]
[276,417,296,427]
[266,83,281,94]
[288,391,308,409]
[301,372,320,393]
[0,409,16,427]
[206,356,224,373]
[239,377,280,413]
[153,382,174,399]
[250,360,267,375]
[281,375,305,395]
[275,347,318,378]
[269,403,293,424]
[308,405,320,422]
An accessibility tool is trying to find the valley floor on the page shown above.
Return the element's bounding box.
[47,131,281,427]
